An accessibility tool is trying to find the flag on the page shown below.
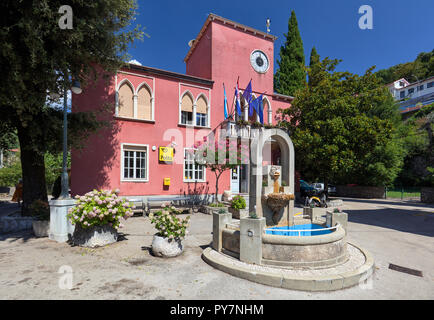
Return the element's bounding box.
[242,80,253,116]
[257,95,264,124]
[235,78,242,117]
[250,96,258,117]
[223,83,228,119]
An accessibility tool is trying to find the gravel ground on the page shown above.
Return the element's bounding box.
[0,198,433,300]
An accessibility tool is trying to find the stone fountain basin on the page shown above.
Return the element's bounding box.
[263,193,294,213]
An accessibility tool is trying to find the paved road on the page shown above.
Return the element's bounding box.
[0,198,433,300]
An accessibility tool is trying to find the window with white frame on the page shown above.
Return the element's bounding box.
[122,145,148,181]
[184,148,205,182]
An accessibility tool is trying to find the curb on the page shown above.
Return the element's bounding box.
[201,242,374,292]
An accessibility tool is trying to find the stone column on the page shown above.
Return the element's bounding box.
[326,211,348,235]
[240,217,265,265]
[212,212,232,252]
[49,199,76,243]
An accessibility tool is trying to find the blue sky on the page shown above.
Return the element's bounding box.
[127,0,433,77]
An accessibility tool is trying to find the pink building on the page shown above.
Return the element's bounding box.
[71,13,293,202]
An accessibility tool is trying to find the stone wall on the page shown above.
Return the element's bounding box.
[336,185,385,199]
[421,187,434,203]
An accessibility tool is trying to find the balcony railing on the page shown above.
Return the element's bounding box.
[223,120,264,139]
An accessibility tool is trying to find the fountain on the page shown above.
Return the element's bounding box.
[262,165,295,224]
[203,128,374,291]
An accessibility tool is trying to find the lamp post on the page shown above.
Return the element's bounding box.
[49,76,82,243]
[59,78,81,199]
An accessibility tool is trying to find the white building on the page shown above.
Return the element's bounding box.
[387,76,434,113]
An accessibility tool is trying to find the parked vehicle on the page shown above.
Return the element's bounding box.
[300,180,327,208]
[312,182,337,195]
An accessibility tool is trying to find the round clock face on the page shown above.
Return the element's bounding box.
[250,50,269,73]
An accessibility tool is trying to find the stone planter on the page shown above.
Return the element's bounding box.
[201,205,228,215]
[32,220,49,237]
[151,234,184,258]
[228,207,248,219]
[72,223,118,248]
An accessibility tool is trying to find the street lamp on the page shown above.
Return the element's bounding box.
[59,77,81,199]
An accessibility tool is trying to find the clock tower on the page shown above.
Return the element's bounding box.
[185,14,276,117]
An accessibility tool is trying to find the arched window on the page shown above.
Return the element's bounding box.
[262,98,272,124]
[196,95,208,127]
[118,82,134,118]
[180,92,194,125]
[137,84,152,120]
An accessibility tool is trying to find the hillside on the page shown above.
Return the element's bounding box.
[375,49,434,84]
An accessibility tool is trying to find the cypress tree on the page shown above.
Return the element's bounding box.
[309,46,320,67]
[308,46,320,86]
[274,10,306,96]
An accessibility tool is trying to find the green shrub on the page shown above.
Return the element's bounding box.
[249,212,258,219]
[150,204,190,241]
[0,160,22,187]
[209,202,225,207]
[231,195,246,210]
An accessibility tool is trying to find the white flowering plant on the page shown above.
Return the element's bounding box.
[149,204,190,241]
[67,189,134,230]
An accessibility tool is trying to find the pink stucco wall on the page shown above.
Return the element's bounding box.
[71,15,292,198]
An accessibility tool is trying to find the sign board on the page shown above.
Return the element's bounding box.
[159,147,174,163]
[163,178,171,186]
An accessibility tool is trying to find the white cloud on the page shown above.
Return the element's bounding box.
[128,59,142,66]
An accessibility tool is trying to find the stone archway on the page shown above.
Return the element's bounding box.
[249,128,295,226]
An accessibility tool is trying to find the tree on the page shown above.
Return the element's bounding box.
[308,46,321,87]
[193,139,249,203]
[274,10,306,96]
[0,1,143,214]
[278,57,405,190]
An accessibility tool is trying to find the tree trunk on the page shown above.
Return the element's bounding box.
[17,124,48,216]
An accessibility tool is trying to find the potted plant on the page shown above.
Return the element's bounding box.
[149,204,190,258]
[31,200,50,237]
[67,189,134,247]
[229,195,248,219]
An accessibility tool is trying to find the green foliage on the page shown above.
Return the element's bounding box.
[278,57,405,187]
[395,104,434,186]
[274,10,306,96]
[150,205,190,241]
[0,157,21,186]
[68,189,134,229]
[0,0,144,211]
[209,202,225,207]
[375,49,434,84]
[29,199,50,221]
[218,208,227,214]
[231,195,246,210]
[45,152,70,192]
[249,212,258,219]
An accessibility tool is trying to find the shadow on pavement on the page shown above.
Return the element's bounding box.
[347,206,434,237]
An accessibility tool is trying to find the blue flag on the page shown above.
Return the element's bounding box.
[235,78,242,117]
[242,80,253,116]
[257,95,264,124]
[223,83,228,119]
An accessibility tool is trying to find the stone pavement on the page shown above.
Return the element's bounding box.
[0,198,433,300]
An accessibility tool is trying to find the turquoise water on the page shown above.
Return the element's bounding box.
[265,223,332,236]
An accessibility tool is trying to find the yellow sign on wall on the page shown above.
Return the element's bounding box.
[159,147,174,163]
[163,178,171,186]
